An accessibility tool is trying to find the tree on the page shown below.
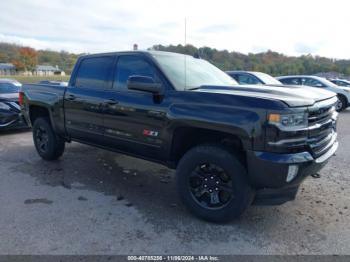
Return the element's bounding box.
[11,59,25,72]
[18,47,38,72]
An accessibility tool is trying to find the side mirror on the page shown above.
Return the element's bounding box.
[127,76,162,94]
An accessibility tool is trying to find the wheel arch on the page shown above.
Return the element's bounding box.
[29,105,51,125]
[168,126,248,168]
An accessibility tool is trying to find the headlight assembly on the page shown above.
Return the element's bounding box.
[268,112,308,130]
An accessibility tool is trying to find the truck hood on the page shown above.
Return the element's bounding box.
[193,84,336,107]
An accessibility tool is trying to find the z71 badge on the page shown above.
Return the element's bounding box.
[142,129,159,137]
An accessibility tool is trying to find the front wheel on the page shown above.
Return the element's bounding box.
[336,95,347,112]
[32,117,65,161]
[176,145,254,223]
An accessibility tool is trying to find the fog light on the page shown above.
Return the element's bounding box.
[286,165,299,182]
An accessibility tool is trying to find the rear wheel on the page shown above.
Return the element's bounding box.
[336,95,347,112]
[176,145,254,223]
[32,117,65,160]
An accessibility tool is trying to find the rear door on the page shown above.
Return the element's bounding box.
[64,56,115,144]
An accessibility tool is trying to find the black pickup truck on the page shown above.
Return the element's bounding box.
[21,51,339,222]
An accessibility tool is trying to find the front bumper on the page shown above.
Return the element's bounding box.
[247,140,338,205]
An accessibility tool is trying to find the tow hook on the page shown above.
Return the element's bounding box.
[311,173,321,179]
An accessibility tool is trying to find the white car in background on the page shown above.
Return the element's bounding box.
[277,75,350,111]
[226,71,283,85]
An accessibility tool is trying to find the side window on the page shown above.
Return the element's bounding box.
[114,55,158,90]
[341,81,350,87]
[335,81,349,87]
[337,81,344,86]
[303,78,325,88]
[280,78,300,85]
[236,74,262,85]
[75,56,115,89]
[230,74,240,83]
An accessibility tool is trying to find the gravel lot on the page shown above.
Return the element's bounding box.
[0,111,349,255]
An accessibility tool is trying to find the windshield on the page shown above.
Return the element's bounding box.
[152,52,238,90]
[253,72,282,85]
[0,82,21,94]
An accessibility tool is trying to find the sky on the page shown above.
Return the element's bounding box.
[0,0,349,58]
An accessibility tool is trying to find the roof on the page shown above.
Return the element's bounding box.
[0,63,15,70]
[36,65,59,71]
[276,75,325,79]
[79,50,193,59]
[226,71,260,74]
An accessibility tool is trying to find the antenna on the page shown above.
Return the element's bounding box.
[184,17,187,90]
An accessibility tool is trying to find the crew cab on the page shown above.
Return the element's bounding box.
[21,51,339,222]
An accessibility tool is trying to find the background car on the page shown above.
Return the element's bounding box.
[329,79,350,87]
[0,79,27,130]
[226,71,283,85]
[277,75,350,111]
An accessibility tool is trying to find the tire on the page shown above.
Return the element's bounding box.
[336,95,347,112]
[32,117,65,161]
[176,144,254,223]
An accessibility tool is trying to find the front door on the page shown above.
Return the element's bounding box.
[102,54,169,160]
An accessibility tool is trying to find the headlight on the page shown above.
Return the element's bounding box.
[0,102,11,110]
[268,112,308,130]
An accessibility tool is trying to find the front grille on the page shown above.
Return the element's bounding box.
[307,98,337,158]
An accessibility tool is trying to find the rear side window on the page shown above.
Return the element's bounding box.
[75,56,115,89]
[280,78,300,85]
[114,55,158,90]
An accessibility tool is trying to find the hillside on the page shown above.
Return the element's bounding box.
[150,44,350,77]
[1,42,350,77]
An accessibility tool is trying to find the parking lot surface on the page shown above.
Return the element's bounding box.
[0,111,349,255]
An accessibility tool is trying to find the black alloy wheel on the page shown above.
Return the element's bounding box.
[32,117,65,160]
[176,145,254,222]
[35,126,49,154]
[189,163,234,209]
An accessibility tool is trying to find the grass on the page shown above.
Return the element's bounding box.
[0,75,70,84]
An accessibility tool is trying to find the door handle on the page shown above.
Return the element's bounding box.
[105,99,118,105]
[66,94,76,101]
